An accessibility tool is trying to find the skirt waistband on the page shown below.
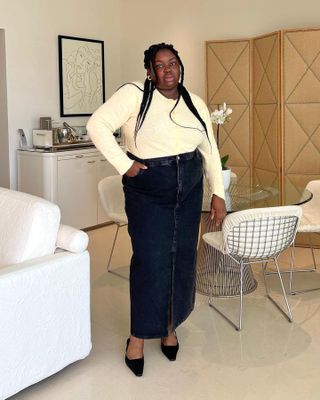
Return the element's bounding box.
[127,150,199,167]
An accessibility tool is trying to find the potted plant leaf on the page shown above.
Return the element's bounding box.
[210,102,233,190]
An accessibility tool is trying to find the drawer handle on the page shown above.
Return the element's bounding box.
[75,155,84,158]
[100,159,107,162]
[87,160,96,164]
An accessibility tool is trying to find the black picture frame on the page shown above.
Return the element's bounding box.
[58,35,106,117]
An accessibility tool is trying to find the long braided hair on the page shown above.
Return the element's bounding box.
[133,43,210,144]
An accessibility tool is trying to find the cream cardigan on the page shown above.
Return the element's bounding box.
[86,82,225,199]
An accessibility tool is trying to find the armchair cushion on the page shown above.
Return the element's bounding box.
[0,188,60,268]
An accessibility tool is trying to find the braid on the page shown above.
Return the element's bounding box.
[134,78,155,144]
[179,84,209,142]
[135,42,210,146]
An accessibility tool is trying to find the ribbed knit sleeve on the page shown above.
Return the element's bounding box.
[193,96,225,200]
[86,83,142,175]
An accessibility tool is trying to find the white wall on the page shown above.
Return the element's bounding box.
[0,29,9,188]
[120,0,320,97]
[0,0,122,188]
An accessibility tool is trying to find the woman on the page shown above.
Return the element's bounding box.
[87,43,226,377]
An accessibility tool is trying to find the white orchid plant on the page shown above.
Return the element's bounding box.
[210,102,232,170]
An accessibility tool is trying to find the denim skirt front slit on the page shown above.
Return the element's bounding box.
[122,150,203,339]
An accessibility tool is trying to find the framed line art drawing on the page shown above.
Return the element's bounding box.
[58,35,106,117]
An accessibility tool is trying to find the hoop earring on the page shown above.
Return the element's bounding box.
[147,75,152,81]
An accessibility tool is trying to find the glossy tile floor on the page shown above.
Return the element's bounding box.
[11,225,320,400]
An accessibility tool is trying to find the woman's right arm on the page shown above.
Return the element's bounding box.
[86,83,141,175]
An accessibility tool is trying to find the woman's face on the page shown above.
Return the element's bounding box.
[149,49,180,90]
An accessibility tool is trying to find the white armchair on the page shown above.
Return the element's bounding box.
[0,188,92,400]
[289,180,320,294]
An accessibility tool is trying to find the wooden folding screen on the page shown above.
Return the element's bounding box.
[206,28,320,246]
[282,29,320,246]
[252,32,281,190]
[282,29,320,197]
[206,39,250,185]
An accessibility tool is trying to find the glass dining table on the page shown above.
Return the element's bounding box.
[196,182,312,297]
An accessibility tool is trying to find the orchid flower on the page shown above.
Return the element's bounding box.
[210,103,233,125]
[210,103,233,169]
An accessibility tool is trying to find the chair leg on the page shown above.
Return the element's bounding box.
[238,262,244,331]
[264,257,293,322]
[106,224,120,272]
[288,243,295,294]
[265,238,320,295]
[208,260,244,331]
[289,236,320,295]
[106,224,128,280]
[310,237,318,272]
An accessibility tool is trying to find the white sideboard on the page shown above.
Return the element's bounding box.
[17,148,119,229]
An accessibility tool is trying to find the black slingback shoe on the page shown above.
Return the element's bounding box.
[161,337,179,361]
[125,338,144,377]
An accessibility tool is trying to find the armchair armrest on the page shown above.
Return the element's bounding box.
[56,224,89,253]
[0,251,91,400]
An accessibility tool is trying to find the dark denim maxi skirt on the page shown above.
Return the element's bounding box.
[122,150,203,339]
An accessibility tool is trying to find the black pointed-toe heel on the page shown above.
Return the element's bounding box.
[161,338,179,361]
[125,338,144,377]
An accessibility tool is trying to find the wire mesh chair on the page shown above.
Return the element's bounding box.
[202,206,302,331]
[289,180,320,294]
[98,175,128,279]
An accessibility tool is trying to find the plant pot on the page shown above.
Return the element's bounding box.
[222,168,231,191]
